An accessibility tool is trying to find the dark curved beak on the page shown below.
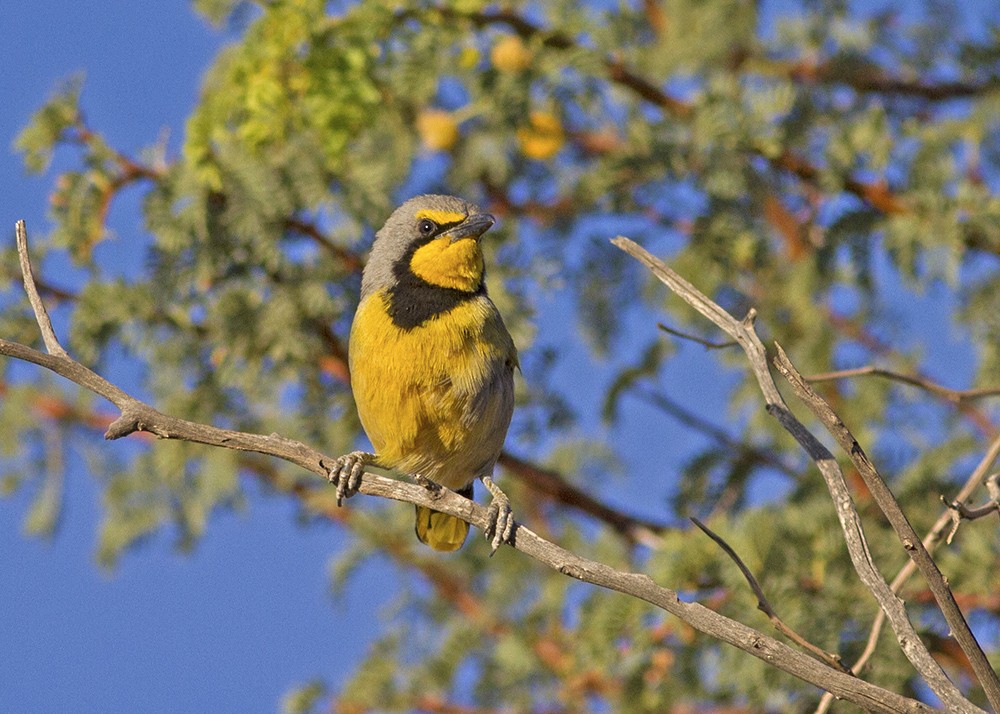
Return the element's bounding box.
[446,213,495,243]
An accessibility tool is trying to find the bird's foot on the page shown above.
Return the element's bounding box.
[413,473,438,491]
[323,451,375,506]
[482,475,514,555]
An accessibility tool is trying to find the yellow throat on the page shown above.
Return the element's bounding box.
[409,236,484,293]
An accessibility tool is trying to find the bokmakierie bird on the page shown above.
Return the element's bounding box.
[326,195,517,552]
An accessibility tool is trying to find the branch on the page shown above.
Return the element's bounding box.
[746,54,1000,102]
[15,221,67,358]
[611,235,979,713]
[657,322,737,350]
[825,311,998,437]
[816,432,1000,713]
[943,471,1000,541]
[0,348,933,712]
[774,345,1000,710]
[691,517,851,674]
[283,217,365,274]
[806,365,1000,405]
[0,221,939,713]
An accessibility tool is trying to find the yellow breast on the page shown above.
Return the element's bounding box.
[348,289,515,489]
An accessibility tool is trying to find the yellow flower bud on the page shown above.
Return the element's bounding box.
[491,35,532,73]
[416,109,460,151]
[517,111,564,160]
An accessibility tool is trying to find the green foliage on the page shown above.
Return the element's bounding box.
[14,76,83,174]
[281,679,326,714]
[5,0,1000,710]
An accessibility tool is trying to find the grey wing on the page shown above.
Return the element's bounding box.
[468,359,514,478]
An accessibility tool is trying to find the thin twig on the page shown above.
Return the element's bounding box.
[806,365,1000,404]
[611,235,978,713]
[283,217,365,273]
[0,222,938,713]
[657,322,737,350]
[825,312,997,437]
[15,221,67,358]
[774,344,1000,710]
[944,472,1000,540]
[691,517,852,674]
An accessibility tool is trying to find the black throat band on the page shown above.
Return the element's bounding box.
[386,248,486,330]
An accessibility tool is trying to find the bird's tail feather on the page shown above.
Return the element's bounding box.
[414,483,473,552]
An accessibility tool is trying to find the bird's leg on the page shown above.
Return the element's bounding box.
[482,475,514,555]
[323,451,376,506]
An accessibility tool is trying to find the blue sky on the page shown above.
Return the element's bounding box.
[1,2,994,712]
[0,4,393,711]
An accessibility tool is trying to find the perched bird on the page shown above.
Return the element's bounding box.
[326,194,517,552]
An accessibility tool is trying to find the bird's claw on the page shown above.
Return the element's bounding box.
[324,451,373,506]
[482,476,514,555]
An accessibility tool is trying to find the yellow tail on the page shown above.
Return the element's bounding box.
[415,506,469,551]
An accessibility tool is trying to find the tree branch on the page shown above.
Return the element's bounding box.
[0,221,940,713]
[743,54,1000,102]
[773,344,1000,710]
[611,235,980,712]
[945,472,1000,527]
[825,311,998,437]
[15,220,67,358]
[283,216,365,274]
[657,322,737,350]
[815,431,1000,713]
[0,344,933,712]
[633,385,800,480]
[806,365,1000,405]
[691,517,851,674]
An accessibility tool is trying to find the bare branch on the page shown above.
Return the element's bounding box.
[611,235,979,712]
[691,517,851,674]
[806,365,1000,404]
[944,472,1000,539]
[816,432,1000,713]
[774,344,1000,709]
[745,54,1000,102]
[657,322,737,350]
[15,221,68,358]
[0,222,940,713]
[824,311,998,437]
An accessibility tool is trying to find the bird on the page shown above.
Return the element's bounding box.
[326,194,517,553]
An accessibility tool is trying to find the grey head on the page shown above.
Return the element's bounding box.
[360,194,492,299]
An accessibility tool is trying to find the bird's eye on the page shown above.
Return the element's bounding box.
[418,219,437,236]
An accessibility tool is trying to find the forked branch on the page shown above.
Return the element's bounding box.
[611,235,983,712]
[775,345,1000,709]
